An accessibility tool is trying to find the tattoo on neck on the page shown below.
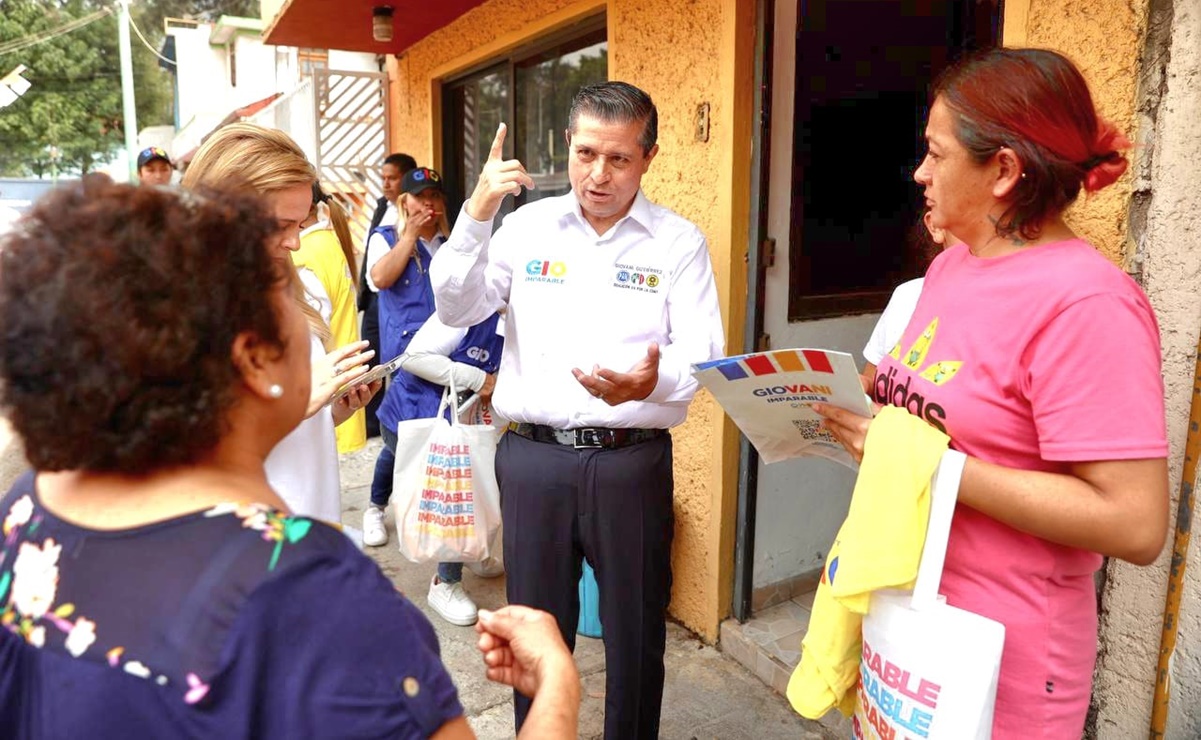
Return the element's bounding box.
[988,215,1027,246]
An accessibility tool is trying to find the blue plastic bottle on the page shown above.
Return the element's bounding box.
[577,561,603,638]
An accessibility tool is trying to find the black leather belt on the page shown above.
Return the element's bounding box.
[507,422,667,450]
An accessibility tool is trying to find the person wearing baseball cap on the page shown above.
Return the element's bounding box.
[400,166,444,197]
[136,147,174,186]
[363,165,505,625]
[361,165,450,537]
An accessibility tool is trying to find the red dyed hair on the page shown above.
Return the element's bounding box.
[935,48,1130,240]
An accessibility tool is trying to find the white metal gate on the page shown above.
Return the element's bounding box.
[313,69,390,247]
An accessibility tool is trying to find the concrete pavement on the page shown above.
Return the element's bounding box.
[340,437,843,739]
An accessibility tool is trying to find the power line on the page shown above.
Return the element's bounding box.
[0,7,115,57]
[127,11,175,66]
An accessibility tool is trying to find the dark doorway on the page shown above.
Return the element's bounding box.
[788,0,1002,319]
[732,0,1001,624]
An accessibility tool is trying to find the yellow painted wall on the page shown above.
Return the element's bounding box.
[1003,0,1145,265]
[385,0,753,640]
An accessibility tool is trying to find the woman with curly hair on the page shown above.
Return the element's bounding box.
[183,123,379,524]
[0,179,580,737]
[817,48,1168,736]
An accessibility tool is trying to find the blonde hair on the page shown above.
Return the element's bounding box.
[182,123,331,345]
[396,192,450,272]
[311,191,359,291]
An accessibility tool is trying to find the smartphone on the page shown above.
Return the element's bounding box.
[330,353,404,403]
[456,389,480,414]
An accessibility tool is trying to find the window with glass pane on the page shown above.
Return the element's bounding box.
[443,66,511,221]
[442,20,607,222]
[515,31,607,202]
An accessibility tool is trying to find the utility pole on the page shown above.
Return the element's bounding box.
[117,0,138,182]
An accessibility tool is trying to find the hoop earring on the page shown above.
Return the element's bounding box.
[268,384,284,399]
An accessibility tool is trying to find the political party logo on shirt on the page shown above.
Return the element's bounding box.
[613,262,663,293]
[523,258,564,284]
[525,259,568,285]
[874,317,963,434]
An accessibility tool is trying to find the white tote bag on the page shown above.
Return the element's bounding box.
[853,451,1006,740]
[392,376,502,564]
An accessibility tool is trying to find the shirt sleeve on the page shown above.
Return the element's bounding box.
[229,544,464,738]
[298,268,333,326]
[364,232,389,293]
[1022,291,1168,461]
[645,228,726,404]
[428,202,513,328]
[399,316,487,392]
[863,279,923,365]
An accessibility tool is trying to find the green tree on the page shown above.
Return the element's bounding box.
[0,0,177,176]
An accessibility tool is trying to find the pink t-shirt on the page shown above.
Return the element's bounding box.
[873,239,1167,738]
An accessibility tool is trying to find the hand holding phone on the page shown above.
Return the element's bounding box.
[330,353,404,403]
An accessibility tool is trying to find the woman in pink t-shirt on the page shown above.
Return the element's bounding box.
[818,48,1170,738]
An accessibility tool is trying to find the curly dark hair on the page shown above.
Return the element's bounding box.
[0,176,286,473]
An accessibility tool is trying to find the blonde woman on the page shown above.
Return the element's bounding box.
[182,123,380,524]
[298,183,368,454]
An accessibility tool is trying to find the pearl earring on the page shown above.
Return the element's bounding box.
[268,384,284,399]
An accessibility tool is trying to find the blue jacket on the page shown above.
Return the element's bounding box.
[373,225,437,363]
[378,314,504,430]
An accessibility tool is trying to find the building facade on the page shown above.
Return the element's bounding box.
[260,0,1201,736]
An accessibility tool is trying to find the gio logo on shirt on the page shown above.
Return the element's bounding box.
[525,259,567,284]
[465,346,490,362]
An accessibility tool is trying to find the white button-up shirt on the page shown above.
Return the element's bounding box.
[430,190,724,429]
[365,202,415,293]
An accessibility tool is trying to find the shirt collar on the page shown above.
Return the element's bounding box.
[418,232,446,251]
[299,218,328,239]
[561,190,656,238]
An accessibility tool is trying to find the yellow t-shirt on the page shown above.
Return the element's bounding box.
[787,407,948,719]
[294,226,365,454]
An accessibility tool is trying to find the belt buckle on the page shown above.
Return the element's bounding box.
[573,428,607,449]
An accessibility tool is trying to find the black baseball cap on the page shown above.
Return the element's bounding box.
[137,147,172,169]
[401,167,443,196]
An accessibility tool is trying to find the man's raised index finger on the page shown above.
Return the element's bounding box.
[489,123,507,162]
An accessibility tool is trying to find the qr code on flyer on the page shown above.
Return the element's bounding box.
[792,418,839,443]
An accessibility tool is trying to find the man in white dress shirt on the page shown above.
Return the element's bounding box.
[430,82,724,739]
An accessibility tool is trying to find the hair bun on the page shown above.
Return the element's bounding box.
[1083,124,1131,192]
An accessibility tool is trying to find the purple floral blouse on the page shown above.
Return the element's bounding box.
[0,471,463,738]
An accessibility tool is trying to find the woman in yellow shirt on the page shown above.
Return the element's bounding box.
[296,184,366,453]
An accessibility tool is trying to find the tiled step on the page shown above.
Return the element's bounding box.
[719,587,853,737]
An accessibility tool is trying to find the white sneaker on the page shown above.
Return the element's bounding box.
[427,576,478,626]
[466,556,505,579]
[362,505,387,547]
